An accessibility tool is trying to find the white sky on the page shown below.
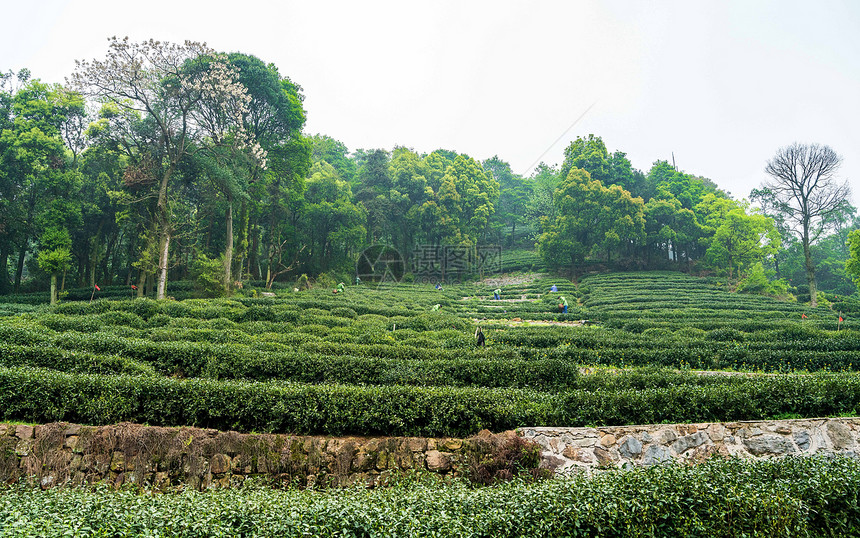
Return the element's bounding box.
[3,0,859,200]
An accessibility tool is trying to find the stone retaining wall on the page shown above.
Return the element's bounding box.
[521,417,860,473]
[0,422,516,490]
[6,418,858,489]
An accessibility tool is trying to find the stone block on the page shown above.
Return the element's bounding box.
[352,451,375,473]
[599,434,616,447]
[110,452,125,472]
[231,454,251,474]
[15,425,34,440]
[672,431,708,454]
[794,430,811,451]
[656,429,678,444]
[15,439,33,457]
[210,454,231,475]
[707,424,726,442]
[593,446,616,466]
[619,436,642,459]
[641,445,673,466]
[572,437,597,448]
[0,424,7,436]
[743,435,796,456]
[40,474,56,489]
[407,438,427,452]
[64,424,81,436]
[826,421,854,450]
[442,439,462,451]
[688,444,720,463]
[540,454,566,471]
[64,435,79,451]
[425,450,452,472]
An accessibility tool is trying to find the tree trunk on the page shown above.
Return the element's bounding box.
[89,221,104,288]
[14,238,27,292]
[249,224,260,280]
[77,254,87,287]
[0,241,9,295]
[155,165,175,300]
[803,232,817,307]
[104,229,118,285]
[156,234,170,300]
[50,273,58,305]
[234,198,247,283]
[136,270,145,298]
[224,195,233,290]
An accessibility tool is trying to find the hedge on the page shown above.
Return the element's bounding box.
[4,456,860,536]
[2,367,860,437]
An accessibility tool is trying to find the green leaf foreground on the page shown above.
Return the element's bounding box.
[3,456,860,537]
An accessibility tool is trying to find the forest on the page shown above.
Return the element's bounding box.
[1,38,857,305]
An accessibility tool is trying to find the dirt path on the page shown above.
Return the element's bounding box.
[475,318,590,327]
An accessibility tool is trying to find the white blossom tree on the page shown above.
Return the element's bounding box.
[70,37,265,299]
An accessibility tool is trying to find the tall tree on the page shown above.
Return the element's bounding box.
[71,37,263,299]
[227,54,308,285]
[300,161,365,274]
[525,163,560,235]
[0,77,80,293]
[761,143,850,306]
[354,149,391,244]
[309,134,356,183]
[538,168,644,273]
[483,156,531,246]
[704,202,780,285]
[560,134,610,183]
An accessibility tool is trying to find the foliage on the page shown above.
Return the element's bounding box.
[538,168,644,270]
[190,254,228,298]
[735,263,792,299]
[3,456,860,536]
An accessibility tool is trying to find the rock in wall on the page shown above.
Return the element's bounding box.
[521,418,860,474]
[0,422,519,490]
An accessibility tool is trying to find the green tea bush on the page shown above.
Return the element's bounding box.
[3,366,860,436]
[4,456,860,536]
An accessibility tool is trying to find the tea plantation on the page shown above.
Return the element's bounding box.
[3,271,860,536]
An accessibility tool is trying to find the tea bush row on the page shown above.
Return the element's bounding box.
[3,366,860,436]
[8,312,860,374]
[3,456,860,536]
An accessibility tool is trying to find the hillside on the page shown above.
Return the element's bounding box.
[2,271,859,438]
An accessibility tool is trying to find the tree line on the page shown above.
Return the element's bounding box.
[0,38,855,304]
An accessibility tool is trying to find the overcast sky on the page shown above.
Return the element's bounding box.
[3,0,859,200]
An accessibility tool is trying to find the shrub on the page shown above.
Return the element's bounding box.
[191,254,228,298]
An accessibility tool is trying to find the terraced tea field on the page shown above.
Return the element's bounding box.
[4,270,860,536]
[1,271,859,436]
